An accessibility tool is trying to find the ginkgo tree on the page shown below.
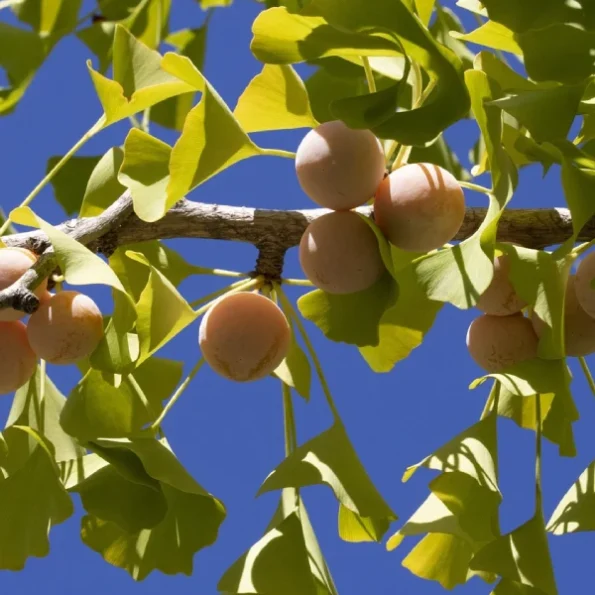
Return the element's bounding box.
[2,0,595,593]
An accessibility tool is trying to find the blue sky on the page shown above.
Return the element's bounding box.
[1,1,594,594]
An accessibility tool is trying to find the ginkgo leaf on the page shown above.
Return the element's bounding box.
[8,366,85,463]
[470,515,558,595]
[118,129,173,222]
[451,21,522,55]
[0,426,73,570]
[547,459,595,535]
[87,25,195,126]
[61,356,183,441]
[413,68,516,308]
[13,0,82,44]
[89,316,140,374]
[403,414,499,492]
[297,273,397,347]
[79,147,127,217]
[274,315,311,400]
[0,23,45,115]
[161,53,263,205]
[48,155,102,215]
[258,422,396,542]
[235,64,318,132]
[80,436,225,580]
[360,265,442,372]
[127,251,198,363]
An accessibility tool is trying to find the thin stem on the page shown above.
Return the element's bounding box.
[579,357,595,396]
[281,278,314,287]
[189,277,262,310]
[129,115,142,129]
[572,237,595,257]
[276,283,341,422]
[362,57,377,93]
[38,359,46,435]
[260,148,297,160]
[535,392,543,515]
[127,373,159,420]
[206,268,249,278]
[141,108,151,134]
[0,116,104,237]
[150,358,205,431]
[459,180,492,195]
[282,382,298,456]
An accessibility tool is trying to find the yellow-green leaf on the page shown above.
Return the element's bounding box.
[451,21,522,55]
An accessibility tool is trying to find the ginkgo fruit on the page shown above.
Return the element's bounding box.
[27,291,104,365]
[532,275,595,357]
[374,162,466,253]
[295,120,386,211]
[0,247,48,321]
[199,291,291,382]
[476,253,527,316]
[466,313,538,372]
[574,251,595,319]
[0,321,37,394]
[299,211,385,294]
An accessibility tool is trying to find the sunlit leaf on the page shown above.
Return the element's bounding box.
[79,147,127,217]
[88,25,195,126]
[0,426,73,570]
[235,64,318,132]
[13,0,82,44]
[259,422,396,542]
[298,273,397,347]
[470,515,558,595]
[451,21,522,55]
[119,129,172,222]
[547,459,595,535]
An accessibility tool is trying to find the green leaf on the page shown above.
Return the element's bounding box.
[431,6,475,70]
[0,23,45,115]
[152,26,208,131]
[161,53,263,205]
[61,357,182,441]
[127,251,198,363]
[118,129,173,222]
[235,64,318,132]
[409,134,470,181]
[451,20,522,55]
[89,317,140,374]
[218,508,321,594]
[88,25,195,126]
[8,366,85,463]
[0,426,73,570]
[110,241,205,300]
[547,459,595,535]
[79,147,127,217]
[489,84,585,143]
[251,8,400,65]
[13,0,82,45]
[360,265,442,372]
[259,422,396,542]
[48,155,102,216]
[413,68,516,308]
[298,273,397,348]
[81,436,225,580]
[274,316,311,400]
[470,515,558,595]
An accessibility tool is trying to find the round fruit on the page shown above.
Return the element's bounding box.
[0,247,48,321]
[295,120,386,210]
[374,163,466,253]
[199,291,291,382]
[532,275,595,357]
[574,252,595,319]
[299,211,385,294]
[466,313,538,372]
[0,321,36,394]
[27,291,104,365]
[476,254,527,316]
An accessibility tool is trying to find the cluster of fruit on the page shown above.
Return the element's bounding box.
[0,247,103,394]
[468,251,595,371]
[296,120,466,294]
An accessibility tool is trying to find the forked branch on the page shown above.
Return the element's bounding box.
[0,191,592,312]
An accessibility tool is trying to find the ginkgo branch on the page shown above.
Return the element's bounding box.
[2,190,595,312]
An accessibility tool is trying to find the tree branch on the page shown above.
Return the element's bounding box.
[0,193,592,311]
